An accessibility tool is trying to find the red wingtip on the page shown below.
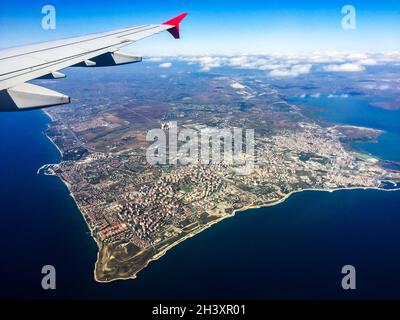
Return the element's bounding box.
[162,13,188,39]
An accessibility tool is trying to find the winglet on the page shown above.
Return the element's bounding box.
[162,13,188,39]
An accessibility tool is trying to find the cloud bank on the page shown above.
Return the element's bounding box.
[150,52,400,78]
[159,62,172,68]
[322,63,365,72]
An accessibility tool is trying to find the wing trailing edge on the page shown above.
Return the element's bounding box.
[73,51,142,67]
[0,83,70,111]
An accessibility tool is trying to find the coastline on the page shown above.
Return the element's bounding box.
[94,185,400,283]
[42,111,64,159]
[39,111,400,283]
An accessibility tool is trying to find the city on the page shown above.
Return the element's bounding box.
[40,66,400,281]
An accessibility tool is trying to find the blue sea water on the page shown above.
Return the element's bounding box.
[290,95,400,162]
[0,95,400,299]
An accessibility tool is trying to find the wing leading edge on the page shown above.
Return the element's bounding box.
[0,13,188,111]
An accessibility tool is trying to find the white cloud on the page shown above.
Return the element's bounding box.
[370,52,400,63]
[268,64,312,77]
[180,56,227,71]
[378,85,390,90]
[322,63,365,72]
[310,93,321,98]
[159,62,172,68]
[328,93,349,98]
[173,52,400,75]
[258,64,288,71]
[358,58,377,66]
[346,53,368,60]
[198,57,225,71]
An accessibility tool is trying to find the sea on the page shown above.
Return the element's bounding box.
[0,94,400,299]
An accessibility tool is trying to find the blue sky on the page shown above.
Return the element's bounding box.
[0,0,399,54]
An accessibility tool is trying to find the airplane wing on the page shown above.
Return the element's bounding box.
[0,13,188,111]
